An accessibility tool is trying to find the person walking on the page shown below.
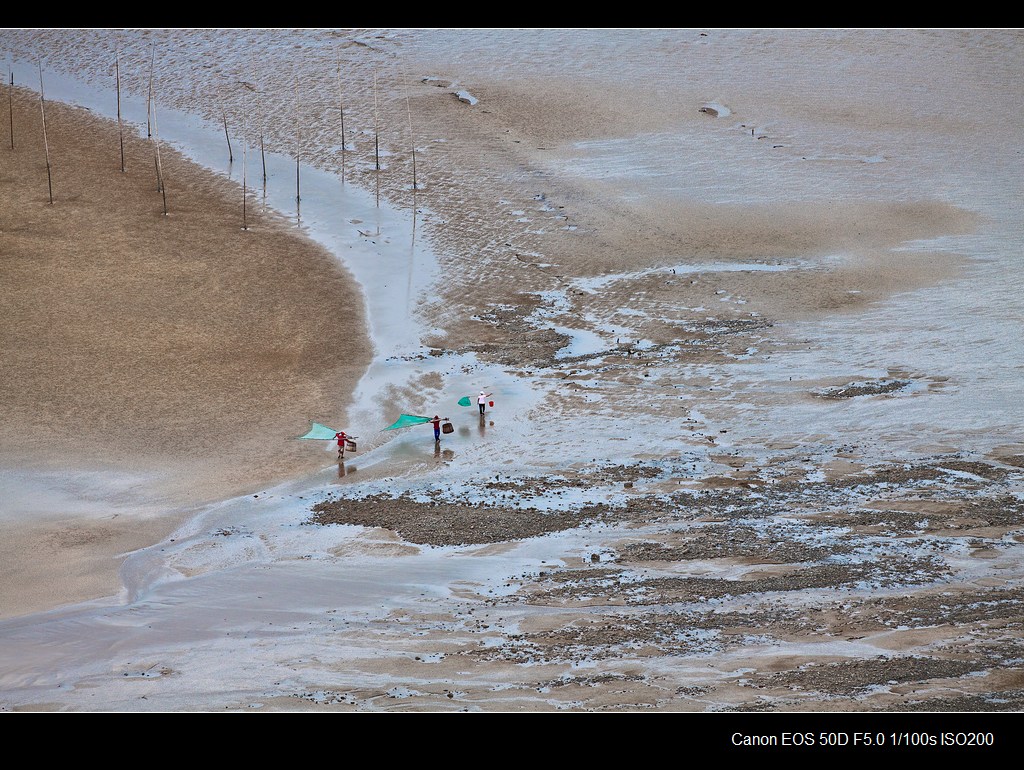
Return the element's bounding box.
[335,430,348,460]
[477,391,493,415]
[431,415,449,442]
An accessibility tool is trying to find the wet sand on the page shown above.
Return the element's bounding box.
[0,82,967,618]
[0,42,994,621]
[2,30,1022,715]
[0,89,371,617]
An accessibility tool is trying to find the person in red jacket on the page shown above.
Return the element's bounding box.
[431,415,449,442]
[335,431,348,460]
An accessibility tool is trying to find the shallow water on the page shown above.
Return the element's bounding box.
[1,29,1022,712]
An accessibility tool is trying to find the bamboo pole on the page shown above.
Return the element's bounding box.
[293,73,301,204]
[115,51,125,172]
[242,96,248,231]
[250,52,266,187]
[403,69,417,200]
[373,71,380,207]
[152,92,167,216]
[373,72,380,171]
[8,68,13,150]
[146,42,155,139]
[259,125,267,188]
[222,109,233,164]
[38,63,53,205]
[242,137,248,230]
[148,42,161,191]
[401,71,418,307]
[336,49,346,185]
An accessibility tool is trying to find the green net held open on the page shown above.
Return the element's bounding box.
[384,414,432,430]
[298,422,340,440]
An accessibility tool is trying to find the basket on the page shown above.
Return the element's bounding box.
[346,440,357,451]
[441,422,454,434]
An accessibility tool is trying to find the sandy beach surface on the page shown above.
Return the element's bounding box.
[1,88,372,617]
[0,29,1022,722]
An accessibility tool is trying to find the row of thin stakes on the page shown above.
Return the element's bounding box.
[7,52,169,216]
[8,43,422,230]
